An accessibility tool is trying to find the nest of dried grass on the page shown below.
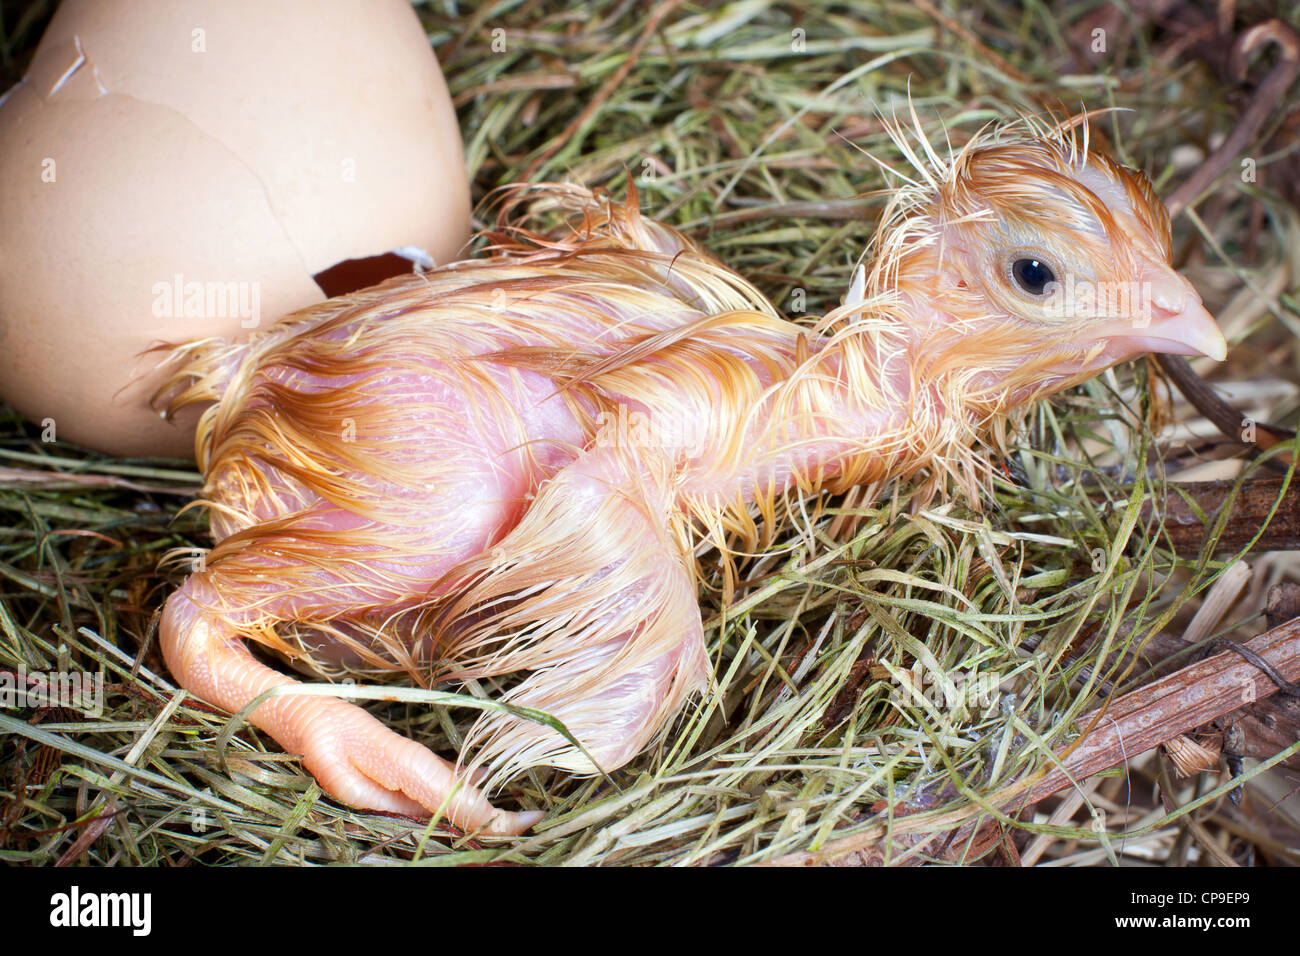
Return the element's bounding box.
[2,0,1298,865]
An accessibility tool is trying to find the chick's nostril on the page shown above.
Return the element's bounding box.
[1145,273,1198,317]
[1152,289,1184,314]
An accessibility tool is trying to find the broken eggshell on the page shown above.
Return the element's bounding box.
[0,0,470,457]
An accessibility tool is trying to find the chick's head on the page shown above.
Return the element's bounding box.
[867,118,1226,406]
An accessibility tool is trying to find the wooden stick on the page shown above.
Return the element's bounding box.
[768,615,1300,865]
[1022,617,1300,807]
[1142,476,1300,554]
[1156,355,1295,464]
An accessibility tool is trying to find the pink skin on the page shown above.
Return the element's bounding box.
[160,166,1227,835]
[161,362,586,834]
[161,281,762,835]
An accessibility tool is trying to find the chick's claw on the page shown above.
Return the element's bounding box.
[294,697,542,835]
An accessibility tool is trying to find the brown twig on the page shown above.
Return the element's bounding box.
[522,0,683,181]
[1142,476,1300,554]
[1156,19,1300,456]
[53,807,123,867]
[1164,20,1300,218]
[1019,617,1300,805]
[1156,356,1295,447]
[1266,583,1300,628]
[1157,355,1297,467]
[768,614,1300,865]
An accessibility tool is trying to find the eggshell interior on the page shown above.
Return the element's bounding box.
[0,0,470,457]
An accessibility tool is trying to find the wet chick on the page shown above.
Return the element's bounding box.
[157,114,1226,836]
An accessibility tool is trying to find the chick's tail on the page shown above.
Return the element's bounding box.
[147,278,415,467]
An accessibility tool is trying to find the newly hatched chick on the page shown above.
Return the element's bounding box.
[157,114,1226,836]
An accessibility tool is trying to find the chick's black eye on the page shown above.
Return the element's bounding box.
[1011,257,1055,295]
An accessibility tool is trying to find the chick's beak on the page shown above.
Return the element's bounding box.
[1095,273,1228,363]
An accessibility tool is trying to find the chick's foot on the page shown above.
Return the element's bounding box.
[161,577,541,836]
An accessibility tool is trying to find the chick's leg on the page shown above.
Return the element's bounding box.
[432,446,710,786]
[160,575,542,835]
